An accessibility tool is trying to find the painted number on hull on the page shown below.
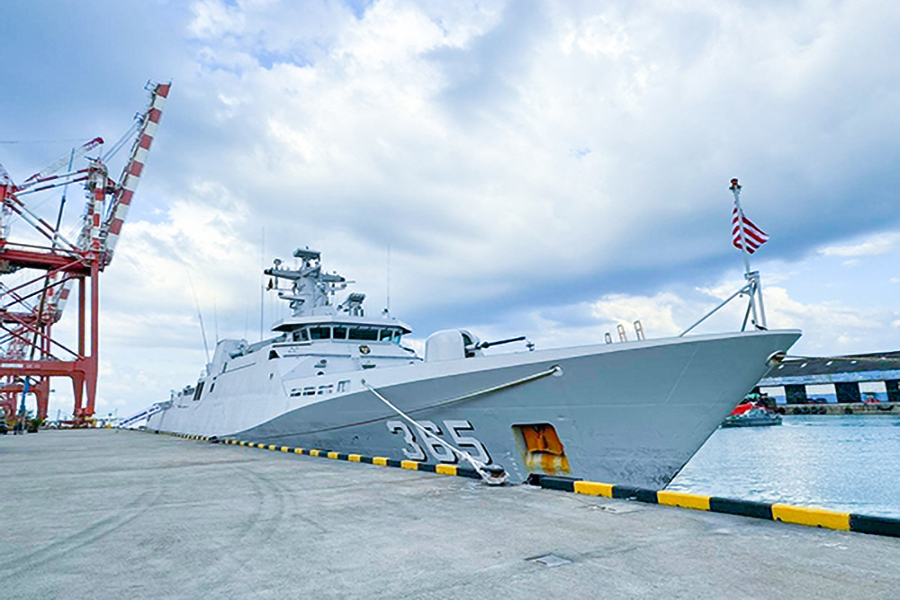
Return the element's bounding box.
[386,420,426,461]
[385,419,491,465]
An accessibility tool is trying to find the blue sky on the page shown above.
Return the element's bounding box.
[2,0,900,419]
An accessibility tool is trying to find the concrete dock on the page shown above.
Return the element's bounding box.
[2,430,899,599]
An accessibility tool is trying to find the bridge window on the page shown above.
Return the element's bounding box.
[348,326,378,341]
[293,329,309,342]
[309,326,331,340]
[333,326,348,339]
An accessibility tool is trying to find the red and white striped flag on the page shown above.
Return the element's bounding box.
[732,207,768,254]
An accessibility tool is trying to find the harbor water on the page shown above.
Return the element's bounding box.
[669,415,900,518]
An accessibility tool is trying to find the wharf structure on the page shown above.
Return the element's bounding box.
[2,429,898,599]
[758,351,900,408]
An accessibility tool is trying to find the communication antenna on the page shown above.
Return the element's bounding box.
[188,275,211,366]
[259,228,265,342]
[386,244,391,314]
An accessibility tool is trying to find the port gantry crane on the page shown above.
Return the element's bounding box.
[0,82,170,426]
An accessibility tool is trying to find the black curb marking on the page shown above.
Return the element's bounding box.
[536,475,577,492]
[709,497,773,520]
[849,514,900,537]
[458,468,482,480]
[612,485,659,504]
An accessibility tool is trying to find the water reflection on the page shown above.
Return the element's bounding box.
[668,415,900,518]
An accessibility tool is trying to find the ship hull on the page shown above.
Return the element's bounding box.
[148,329,799,488]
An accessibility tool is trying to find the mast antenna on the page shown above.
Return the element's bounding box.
[259,228,265,342]
[386,244,391,314]
[188,275,211,367]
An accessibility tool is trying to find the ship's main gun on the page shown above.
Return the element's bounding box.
[474,336,526,350]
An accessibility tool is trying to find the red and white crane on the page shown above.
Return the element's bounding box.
[0,82,170,426]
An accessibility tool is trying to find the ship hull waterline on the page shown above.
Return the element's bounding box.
[148,329,800,489]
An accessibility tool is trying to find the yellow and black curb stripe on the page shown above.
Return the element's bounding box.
[153,430,212,442]
[531,474,900,539]
[216,436,486,481]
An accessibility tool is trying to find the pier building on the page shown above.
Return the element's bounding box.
[759,351,900,405]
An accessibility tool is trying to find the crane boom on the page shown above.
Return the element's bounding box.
[101,82,170,265]
[19,137,104,189]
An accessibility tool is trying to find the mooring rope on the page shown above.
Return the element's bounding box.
[361,381,507,485]
[360,364,560,485]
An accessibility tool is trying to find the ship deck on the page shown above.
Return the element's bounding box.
[2,429,898,599]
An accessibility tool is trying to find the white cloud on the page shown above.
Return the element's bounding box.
[189,0,246,39]
[562,14,633,58]
[590,292,685,338]
[819,232,900,258]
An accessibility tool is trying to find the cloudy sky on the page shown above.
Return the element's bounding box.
[2,0,900,419]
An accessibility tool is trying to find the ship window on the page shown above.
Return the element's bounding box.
[379,329,394,342]
[293,329,309,342]
[309,326,331,340]
[337,380,349,393]
[349,326,378,341]
[192,381,205,401]
[333,325,348,339]
[303,387,316,396]
[317,384,334,395]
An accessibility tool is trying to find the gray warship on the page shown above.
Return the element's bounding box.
[144,247,800,488]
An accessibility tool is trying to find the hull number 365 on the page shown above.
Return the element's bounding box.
[386,419,492,465]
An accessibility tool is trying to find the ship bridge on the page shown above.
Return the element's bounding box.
[271,316,412,344]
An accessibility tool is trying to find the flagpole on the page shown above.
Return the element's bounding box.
[729,178,766,329]
[730,178,751,276]
[680,180,768,336]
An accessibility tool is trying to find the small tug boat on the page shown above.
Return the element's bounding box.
[721,396,783,428]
